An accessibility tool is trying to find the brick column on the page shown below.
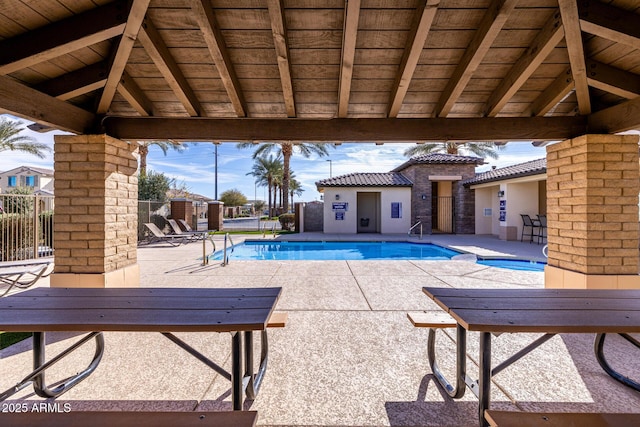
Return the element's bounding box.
[51,134,139,288]
[171,199,193,228]
[545,134,640,289]
[208,201,224,231]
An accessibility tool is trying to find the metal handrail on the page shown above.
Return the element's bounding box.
[408,221,423,240]
[201,233,216,266]
[222,233,234,266]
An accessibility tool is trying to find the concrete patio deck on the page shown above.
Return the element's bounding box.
[1,234,638,426]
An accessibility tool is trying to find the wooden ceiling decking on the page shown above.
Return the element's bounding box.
[0,0,638,142]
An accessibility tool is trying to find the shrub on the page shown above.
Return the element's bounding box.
[278,213,295,231]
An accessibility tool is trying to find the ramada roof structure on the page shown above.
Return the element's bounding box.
[0,1,639,144]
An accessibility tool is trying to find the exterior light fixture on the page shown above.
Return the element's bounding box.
[335,194,340,200]
[497,190,505,197]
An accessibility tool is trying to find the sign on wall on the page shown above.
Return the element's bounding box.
[391,202,402,218]
[335,212,344,220]
[499,200,506,222]
[332,202,348,211]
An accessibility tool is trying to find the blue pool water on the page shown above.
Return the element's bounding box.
[211,241,461,261]
[476,259,546,272]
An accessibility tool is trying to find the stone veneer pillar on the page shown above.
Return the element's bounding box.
[171,199,193,228]
[545,134,640,289]
[51,134,139,288]
[208,201,224,231]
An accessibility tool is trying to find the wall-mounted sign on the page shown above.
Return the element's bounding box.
[335,212,344,220]
[332,202,348,211]
[391,202,402,218]
[499,211,506,221]
[499,200,506,209]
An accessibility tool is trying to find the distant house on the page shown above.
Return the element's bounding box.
[0,166,54,194]
[316,154,484,234]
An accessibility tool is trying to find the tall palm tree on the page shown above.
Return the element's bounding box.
[0,117,50,159]
[137,140,188,175]
[403,141,504,160]
[238,141,331,213]
[246,155,283,217]
[289,178,304,211]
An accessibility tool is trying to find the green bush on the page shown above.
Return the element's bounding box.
[278,213,295,231]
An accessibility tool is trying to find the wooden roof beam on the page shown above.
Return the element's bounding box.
[0,0,129,75]
[578,0,640,50]
[435,0,519,118]
[558,0,590,115]
[528,66,573,116]
[338,0,361,118]
[0,75,95,134]
[588,97,640,134]
[267,0,296,118]
[485,11,564,117]
[192,0,247,117]
[586,60,640,100]
[102,116,588,143]
[117,71,153,116]
[388,0,439,118]
[34,61,109,101]
[138,17,201,116]
[97,0,151,114]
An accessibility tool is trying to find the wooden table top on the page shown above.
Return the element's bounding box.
[423,287,640,334]
[0,287,281,333]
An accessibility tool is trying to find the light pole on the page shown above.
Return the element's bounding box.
[214,143,218,200]
[326,159,332,177]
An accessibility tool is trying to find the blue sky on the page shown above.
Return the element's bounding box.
[3,114,550,202]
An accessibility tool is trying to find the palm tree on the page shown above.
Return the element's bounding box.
[0,117,50,159]
[403,141,504,160]
[289,178,304,211]
[238,141,332,213]
[137,140,188,175]
[246,155,283,217]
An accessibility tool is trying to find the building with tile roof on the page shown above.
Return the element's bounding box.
[0,166,54,195]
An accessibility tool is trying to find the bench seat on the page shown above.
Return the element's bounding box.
[0,410,258,427]
[485,410,640,427]
[407,311,457,328]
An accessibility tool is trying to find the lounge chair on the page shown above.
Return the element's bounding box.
[178,219,217,235]
[167,219,207,242]
[0,260,54,297]
[143,223,187,247]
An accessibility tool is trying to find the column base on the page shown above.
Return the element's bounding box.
[50,264,140,288]
[545,265,640,289]
[499,226,518,241]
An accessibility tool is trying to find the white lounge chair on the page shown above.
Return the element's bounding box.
[0,260,54,297]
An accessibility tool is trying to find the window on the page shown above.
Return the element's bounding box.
[7,176,16,187]
[25,175,36,187]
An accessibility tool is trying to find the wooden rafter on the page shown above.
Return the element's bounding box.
[387,0,439,118]
[588,97,640,134]
[586,60,640,100]
[191,0,247,117]
[102,116,587,143]
[97,0,150,114]
[35,61,109,100]
[529,67,573,117]
[485,12,564,117]
[117,71,153,116]
[578,0,640,50]
[0,1,128,75]
[0,75,95,134]
[267,0,296,118]
[435,0,519,118]
[338,0,361,118]
[137,17,201,116]
[558,0,590,115]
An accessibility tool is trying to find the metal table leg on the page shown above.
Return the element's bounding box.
[478,332,492,427]
[244,330,269,400]
[595,333,640,392]
[232,331,243,410]
[427,324,467,399]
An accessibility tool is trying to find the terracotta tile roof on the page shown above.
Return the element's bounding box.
[391,153,485,172]
[316,172,412,188]
[463,158,546,186]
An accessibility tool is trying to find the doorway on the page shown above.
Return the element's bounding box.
[357,192,380,233]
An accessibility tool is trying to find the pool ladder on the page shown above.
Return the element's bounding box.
[201,232,234,266]
[408,221,423,240]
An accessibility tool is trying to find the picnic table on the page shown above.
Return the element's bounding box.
[0,287,282,411]
[422,287,640,427]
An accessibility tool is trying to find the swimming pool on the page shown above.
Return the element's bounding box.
[476,259,546,272]
[211,241,460,261]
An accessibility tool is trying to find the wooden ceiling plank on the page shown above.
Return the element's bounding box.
[578,0,640,50]
[435,0,519,118]
[338,0,361,118]
[485,11,564,117]
[102,116,587,142]
[191,0,247,117]
[529,66,573,116]
[138,17,201,116]
[0,74,95,133]
[387,0,439,118]
[267,0,296,117]
[117,70,153,116]
[588,96,640,134]
[586,59,640,99]
[558,0,590,115]
[97,0,151,114]
[34,60,109,100]
[0,0,129,75]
